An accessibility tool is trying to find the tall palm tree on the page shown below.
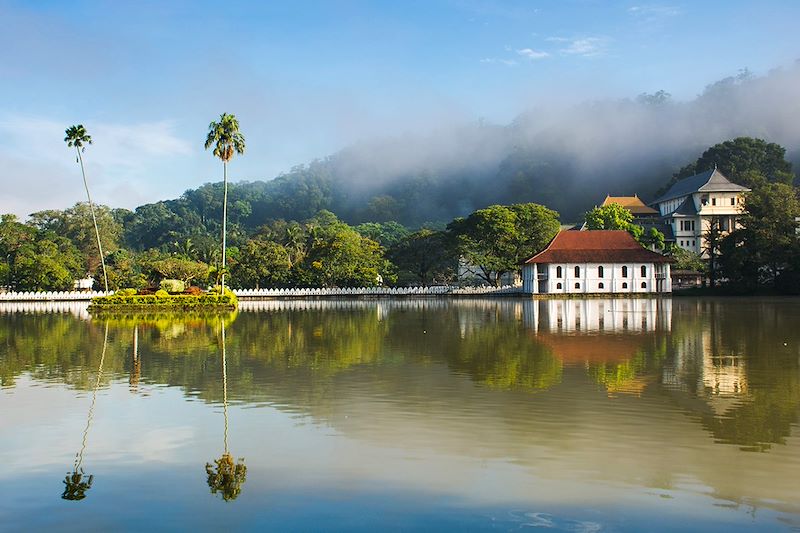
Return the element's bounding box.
[64,125,109,293]
[204,114,245,292]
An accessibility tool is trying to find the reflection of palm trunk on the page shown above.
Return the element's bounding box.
[129,325,140,392]
[63,320,108,500]
[204,318,246,501]
[222,319,228,455]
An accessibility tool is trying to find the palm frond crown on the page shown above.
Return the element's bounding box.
[204,113,245,162]
[64,124,92,151]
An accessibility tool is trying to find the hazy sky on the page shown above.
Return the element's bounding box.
[1,0,799,217]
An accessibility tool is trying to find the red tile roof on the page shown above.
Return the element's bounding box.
[524,230,671,264]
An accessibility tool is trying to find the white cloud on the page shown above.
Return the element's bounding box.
[480,58,517,66]
[0,114,192,217]
[559,37,609,57]
[516,48,549,60]
[628,5,681,17]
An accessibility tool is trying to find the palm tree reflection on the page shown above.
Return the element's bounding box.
[205,319,246,501]
[62,321,108,501]
[129,325,140,392]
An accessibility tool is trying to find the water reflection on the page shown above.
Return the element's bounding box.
[1,297,799,528]
[61,321,108,501]
[205,319,247,502]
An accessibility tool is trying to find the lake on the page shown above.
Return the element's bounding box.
[1,297,799,531]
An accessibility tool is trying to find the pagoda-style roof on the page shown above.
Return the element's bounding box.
[601,195,659,216]
[524,230,671,264]
[652,169,750,205]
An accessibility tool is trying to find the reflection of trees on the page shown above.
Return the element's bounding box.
[62,321,108,501]
[585,336,668,396]
[446,323,561,392]
[206,319,246,501]
[667,299,800,450]
[3,299,799,451]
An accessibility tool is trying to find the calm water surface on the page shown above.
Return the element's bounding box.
[1,297,799,531]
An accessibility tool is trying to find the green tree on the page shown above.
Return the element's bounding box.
[205,113,246,292]
[150,257,209,285]
[669,137,795,190]
[292,211,394,287]
[389,229,456,285]
[64,125,109,292]
[353,221,410,248]
[584,203,635,230]
[583,203,663,248]
[666,246,706,273]
[720,182,800,291]
[231,239,292,288]
[448,203,560,286]
[0,214,36,289]
[14,238,83,291]
[30,203,122,276]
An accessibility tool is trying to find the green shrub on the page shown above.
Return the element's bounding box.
[89,291,237,311]
[118,288,138,296]
[160,279,185,293]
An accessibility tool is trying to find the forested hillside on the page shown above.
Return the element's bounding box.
[109,64,800,244]
[3,66,800,293]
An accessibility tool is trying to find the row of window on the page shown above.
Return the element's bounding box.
[701,197,739,206]
[554,282,647,290]
[679,220,696,232]
[680,240,696,247]
[555,265,647,278]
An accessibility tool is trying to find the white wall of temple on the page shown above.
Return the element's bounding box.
[523,262,665,293]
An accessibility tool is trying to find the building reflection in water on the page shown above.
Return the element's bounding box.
[524,298,672,334]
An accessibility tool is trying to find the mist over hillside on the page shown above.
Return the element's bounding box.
[124,63,800,240]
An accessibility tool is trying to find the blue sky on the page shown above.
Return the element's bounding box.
[1,0,799,216]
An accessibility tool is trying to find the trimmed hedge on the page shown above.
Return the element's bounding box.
[89,291,237,311]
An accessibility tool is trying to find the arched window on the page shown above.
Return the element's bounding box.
[598,282,604,289]
[622,266,628,278]
[641,265,647,277]
[575,283,580,289]
[641,282,647,289]
[598,266,604,278]
[556,282,562,290]
[622,282,628,289]
[556,266,562,278]
[575,266,581,277]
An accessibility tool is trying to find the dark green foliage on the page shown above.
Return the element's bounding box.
[448,203,560,286]
[353,221,411,248]
[584,203,664,248]
[389,229,456,285]
[230,239,291,288]
[206,454,247,502]
[719,183,800,292]
[665,246,706,273]
[662,137,796,195]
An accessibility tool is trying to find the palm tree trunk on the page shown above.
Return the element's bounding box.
[76,148,109,293]
[221,161,228,293]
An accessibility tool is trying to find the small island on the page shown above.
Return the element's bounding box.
[89,281,237,312]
